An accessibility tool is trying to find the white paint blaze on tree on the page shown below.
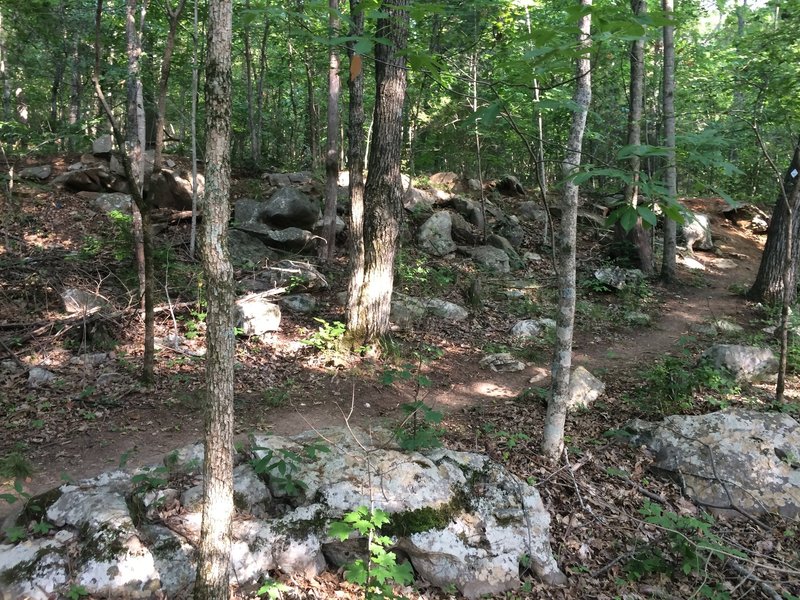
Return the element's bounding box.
[194,0,235,597]
[541,0,592,461]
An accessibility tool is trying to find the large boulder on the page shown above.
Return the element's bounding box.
[390,293,468,329]
[263,187,320,230]
[702,344,777,382]
[463,245,511,273]
[228,229,276,267]
[418,211,457,257]
[496,174,525,196]
[0,427,565,599]
[19,165,51,180]
[234,293,282,335]
[626,410,800,518]
[682,211,713,252]
[149,168,205,211]
[53,165,114,192]
[90,192,131,215]
[404,187,436,214]
[567,366,605,411]
[429,171,461,190]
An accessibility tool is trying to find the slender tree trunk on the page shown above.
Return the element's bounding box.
[346,0,408,348]
[189,0,199,259]
[661,0,677,281]
[68,34,81,128]
[194,0,235,597]
[153,0,185,174]
[344,0,366,346]
[617,0,652,273]
[0,9,9,121]
[126,0,154,384]
[254,16,269,163]
[542,0,592,461]
[322,0,341,261]
[305,60,320,170]
[243,0,258,164]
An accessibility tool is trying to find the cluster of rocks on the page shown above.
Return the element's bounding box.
[0,427,566,599]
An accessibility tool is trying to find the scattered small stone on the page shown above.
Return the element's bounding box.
[480,353,526,372]
[28,367,56,388]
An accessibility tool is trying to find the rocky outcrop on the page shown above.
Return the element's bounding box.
[682,211,713,252]
[149,169,204,211]
[702,344,777,382]
[418,211,457,257]
[0,427,566,599]
[626,410,800,518]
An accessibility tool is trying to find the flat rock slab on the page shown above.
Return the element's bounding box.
[626,409,800,518]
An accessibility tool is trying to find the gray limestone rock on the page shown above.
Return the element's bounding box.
[418,211,457,256]
[567,366,605,411]
[19,165,51,180]
[626,409,800,517]
[263,187,320,230]
[282,293,318,313]
[234,293,282,336]
[480,353,525,372]
[682,211,713,252]
[464,245,511,273]
[702,344,777,382]
[90,192,131,214]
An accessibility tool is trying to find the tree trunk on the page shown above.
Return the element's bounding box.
[541,0,592,462]
[125,0,154,384]
[254,16,269,163]
[344,0,366,348]
[68,33,81,128]
[153,0,185,174]
[0,9,9,121]
[189,0,200,259]
[305,60,320,170]
[661,0,677,281]
[748,140,800,305]
[615,0,652,273]
[322,0,341,262]
[193,0,235,597]
[345,0,409,348]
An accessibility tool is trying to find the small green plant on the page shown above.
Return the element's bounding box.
[31,519,52,535]
[0,450,34,482]
[131,466,169,493]
[181,309,206,339]
[261,380,294,408]
[625,500,746,595]
[107,209,134,261]
[482,426,531,461]
[250,441,329,497]
[257,579,291,598]
[67,584,90,600]
[301,318,346,352]
[4,525,26,542]
[329,506,414,600]
[396,401,443,451]
[79,234,103,258]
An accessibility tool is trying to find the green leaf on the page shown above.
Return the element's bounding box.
[344,559,369,585]
[637,205,658,227]
[328,521,353,542]
[0,493,18,504]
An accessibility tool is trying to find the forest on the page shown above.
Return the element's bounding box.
[0,0,799,599]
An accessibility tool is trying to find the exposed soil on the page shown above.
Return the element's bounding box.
[1,162,798,599]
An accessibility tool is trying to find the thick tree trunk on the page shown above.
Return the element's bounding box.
[153,0,185,174]
[661,0,678,281]
[616,0,652,273]
[541,0,592,461]
[346,0,408,348]
[193,0,235,597]
[344,0,366,347]
[748,140,800,305]
[322,0,341,261]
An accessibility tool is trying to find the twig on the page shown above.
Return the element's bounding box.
[0,337,26,368]
[727,560,783,600]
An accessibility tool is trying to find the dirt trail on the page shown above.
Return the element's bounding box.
[1,198,766,521]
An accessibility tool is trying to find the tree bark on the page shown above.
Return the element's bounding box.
[189,0,199,258]
[153,0,186,174]
[193,0,235,597]
[748,140,800,305]
[345,0,409,348]
[68,33,81,128]
[305,59,320,170]
[616,0,652,273]
[125,0,155,384]
[541,0,592,461]
[661,0,677,281]
[344,0,366,347]
[322,0,341,262]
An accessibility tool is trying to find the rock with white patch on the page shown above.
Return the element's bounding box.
[682,212,713,252]
[234,293,282,335]
[567,366,605,411]
[480,353,525,372]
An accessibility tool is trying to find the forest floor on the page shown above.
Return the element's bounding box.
[0,159,798,599]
